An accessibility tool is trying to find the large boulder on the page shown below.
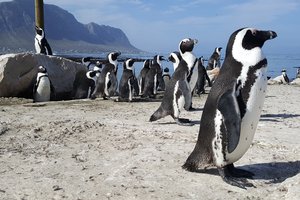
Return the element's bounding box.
[0,53,87,100]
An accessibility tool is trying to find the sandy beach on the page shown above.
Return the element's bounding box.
[0,84,299,200]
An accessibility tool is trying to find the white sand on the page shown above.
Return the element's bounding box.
[0,84,299,200]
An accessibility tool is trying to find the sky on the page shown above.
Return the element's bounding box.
[2,0,300,55]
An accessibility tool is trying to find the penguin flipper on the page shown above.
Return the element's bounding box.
[50,81,56,100]
[217,89,241,153]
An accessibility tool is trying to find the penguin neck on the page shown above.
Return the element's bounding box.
[154,59,161,67]
[35,34,43,40]
[232,31,265,66]
[37,72,48,80]
[109,59,118,70]
[172,61,180,71]
[181,51,196,70]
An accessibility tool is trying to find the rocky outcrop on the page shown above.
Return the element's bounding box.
[290,78,300,86]
[0,53,87,100]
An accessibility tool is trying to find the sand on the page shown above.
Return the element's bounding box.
[0,84,299,200]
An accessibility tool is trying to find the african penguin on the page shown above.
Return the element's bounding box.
[90,51,121,99]
[34,26,52,55]
[118,58,137,102]
[195,56,211,95]
[138,59,151,96]
[142,55,164,98]
[86,67,101,98]
[182,28,277,189]
[168,51,182,71]
[186,48,199,110]
[206,47,222,70]
[82,57,93,70]
[272,69,290,84]
[149,38,198,126]
[33,65,54,102]
[296,68,300,78]
[161,67,171,91]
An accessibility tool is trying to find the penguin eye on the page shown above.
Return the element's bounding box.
[252,30,257,36]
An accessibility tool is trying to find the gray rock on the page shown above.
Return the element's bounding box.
[0,53,87,100]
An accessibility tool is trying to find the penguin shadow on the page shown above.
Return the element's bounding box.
[260,113,300,122]
[155,120,201,126]
[242,161,300,183]
[189,107,204,112]
[190,161,300,184]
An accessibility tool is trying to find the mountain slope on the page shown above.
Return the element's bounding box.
[0,0,140,53]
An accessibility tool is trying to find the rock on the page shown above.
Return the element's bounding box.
[290,78,300,86]
[0,53,87,100]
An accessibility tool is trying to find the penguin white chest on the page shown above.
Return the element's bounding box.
[189,61,199,91]
[227,67,268,163]
[127,79,133,101]
[35,77,51,102]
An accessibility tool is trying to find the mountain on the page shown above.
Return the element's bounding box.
[0,0,141,54]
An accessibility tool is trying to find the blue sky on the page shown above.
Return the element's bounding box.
[2,0,300,55]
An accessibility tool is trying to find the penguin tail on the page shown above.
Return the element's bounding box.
[182,149,205,172]
[182,159,199,172]
[149,106,167,122]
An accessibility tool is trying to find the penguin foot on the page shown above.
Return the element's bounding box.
[175,118,194,126]
[188,106,197,111]
[218,166,255,189]
[228,164,254,178]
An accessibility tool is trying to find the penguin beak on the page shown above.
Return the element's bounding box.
[259,30,277,41]
[193,39,198,45]
[269,31,277,39]
[160,56,165,61]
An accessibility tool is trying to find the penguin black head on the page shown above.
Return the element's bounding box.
[154,55,165,62]
[86,71,97,79]
[93,64,102,73]
[199,56,205,66]
[216,47,222,55]
[164,67,170,73]
[124,58,135,70]
[38,65,47,73]
[179,38,198,54]
[281,69,287,73]
[168,51,182,63]
[82,57,92,63]
[227,28,277,62]
[107,51,121,63]
[35,26,44,37]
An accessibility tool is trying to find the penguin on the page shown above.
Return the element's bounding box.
[90,51,121,99]
[161,67,171,90]
[195,56,211,95]
[142,55,164,98]
[149,38,198,126]
[82,57,93,70]
[182,28,277,189]
[118,58,137,102]
[272,69,290,84]
[137,59,150,96]
[34,26,52,55]
[206,47,222,70]
[168,51,182,71]
[86,67,101,98]
[296,67,300,78]
[169,51,199,109]
[33,65,54,102]
[296,68,300,78]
